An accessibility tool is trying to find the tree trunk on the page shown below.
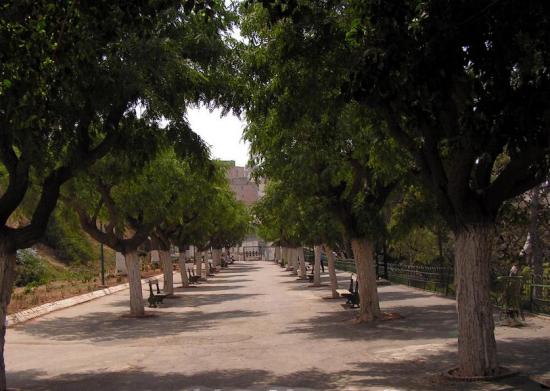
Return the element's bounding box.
[274,246,281,263]
[454,224,498,377]
[291,248,299,275]
[313,245,322,286]
[159,250,173,296]
[0,241,17,391]
[178,253,190,288]
[201,253,208,279]
[124,251,145,317]
[342,231,353,259]
[324,244,339,298]
[195,254,203,279]
[526,185,544,298]
[285,247,292,271]
[351,238,381,322]
[212,248,222,267]
[298,246,307,278]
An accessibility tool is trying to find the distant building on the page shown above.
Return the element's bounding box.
[223,161,268,253]
[224,161,263,206]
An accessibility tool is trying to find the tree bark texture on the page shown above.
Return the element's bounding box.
[201,253,208,279]
[178,253,190,288]
[124,251,145,317]
[291,248,299,275]
[324,244,339,298]
[0,242,16,391]
[160,250,173,295]
[526,185,545,298]
[284,247,293,270]
[351,238,381,322]
[313,245,322,286]
[195,254,203,279]
[455,224,498,377]
[212,248,222,267]
[298,246,307,279]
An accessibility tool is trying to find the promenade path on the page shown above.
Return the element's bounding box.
[6,261,550,390]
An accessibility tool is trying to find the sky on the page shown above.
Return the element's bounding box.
[187,105,250,166]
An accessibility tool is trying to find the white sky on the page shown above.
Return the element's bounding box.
[187,106,250,166]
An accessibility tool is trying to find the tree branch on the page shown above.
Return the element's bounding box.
[0,145,30,226]
[12,106,125,249]
[484,147,549,213]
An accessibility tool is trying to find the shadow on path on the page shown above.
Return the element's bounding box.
[17,309,265,342]
[9,336,550,391]
[285,304,458,342]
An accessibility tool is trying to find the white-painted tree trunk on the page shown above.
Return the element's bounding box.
[351,238,381,322]
[290,248,298,275]
[196,253,203,279]
[212,248,222,267]
[324,244,339,298]
[284,247,292,270]
[201,253,208,279]
[124,251,145,317]
[150,250,160,267]
[0,242,16,390]
[178,253,190,288]
[313,245,322,286]
[455,224,498,377]
[159,250,173,296]
[298,246,307,279]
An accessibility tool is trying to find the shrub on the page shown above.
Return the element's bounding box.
[15,249,48,287]
[43,208,97,264]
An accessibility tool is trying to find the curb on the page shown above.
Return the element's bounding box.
[7,272,176,327]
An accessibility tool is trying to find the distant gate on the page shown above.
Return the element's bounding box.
[242,246,277,261]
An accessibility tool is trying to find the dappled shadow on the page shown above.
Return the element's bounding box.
[379,289,444,302]
[7,367,344,391]
[336,337,550,390]
[106,292,262,309]
[200,278,253,284]
[220,265,261,273]
[285,304,458,342]
[174,284,245,292]
[207,273,248,278]
[170,293,263,308]
[9,337,550,391]
[8,368,272,391]
[18,309,265,342]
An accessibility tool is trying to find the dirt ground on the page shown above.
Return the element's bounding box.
[9,267,164,314]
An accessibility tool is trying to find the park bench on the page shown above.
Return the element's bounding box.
[147,279,168,308]
[496,276,525,321]
[336,274,359,308]
[187,268,201,284]
[207,262,216,276]
[307,267,314,282]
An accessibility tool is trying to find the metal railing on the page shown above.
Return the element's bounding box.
[384,263,455,296]
[332,258,550,316]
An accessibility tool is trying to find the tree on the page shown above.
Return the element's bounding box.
[162,161,250,284]
[344,0,550,376]
[1,1,240,385]
[68,148,207,316]
[247,0,550,376]
[242,3,411,320]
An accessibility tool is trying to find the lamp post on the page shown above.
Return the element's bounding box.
[100,223,106,286]
[100,242,105,286]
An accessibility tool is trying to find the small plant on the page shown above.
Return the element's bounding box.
[15,249,48,288]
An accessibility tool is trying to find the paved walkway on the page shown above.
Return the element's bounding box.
[6,261,550,390]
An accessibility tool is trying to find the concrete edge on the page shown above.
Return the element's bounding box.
[7,272,176,327]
